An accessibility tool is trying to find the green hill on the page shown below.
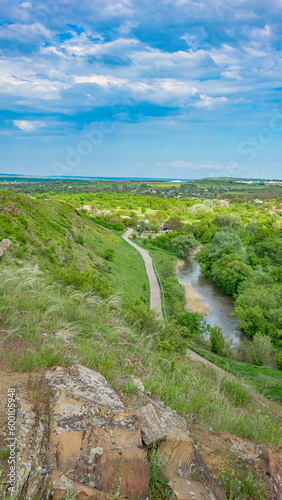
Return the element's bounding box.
[0,191,149,303]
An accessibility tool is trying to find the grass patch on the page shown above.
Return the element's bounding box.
[148,448,174,499]
[120,379,139,394]
[219,378,253,408]
[219,452,266,500]
[0,265,281,447]
[193,348,282,404]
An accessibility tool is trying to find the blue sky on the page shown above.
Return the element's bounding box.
[0,0,282,179]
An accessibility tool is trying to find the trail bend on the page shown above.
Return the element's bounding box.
[122,228,162,316]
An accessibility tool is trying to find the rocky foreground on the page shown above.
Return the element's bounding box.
[8,365,282,499]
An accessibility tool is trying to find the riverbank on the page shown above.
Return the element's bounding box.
[184,284,212,315]
[177,256,242,346]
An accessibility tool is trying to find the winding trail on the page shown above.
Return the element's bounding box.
[122,228,163,316]
[122,229,228,374]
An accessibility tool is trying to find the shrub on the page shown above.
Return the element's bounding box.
[274,350,282,370]
[177,310,203,337]
[238,334,272,366]
[104,248,115,262]
[75,234,84,245]
[210,325,226,355]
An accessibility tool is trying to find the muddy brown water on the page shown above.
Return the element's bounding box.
[177,258,245,347]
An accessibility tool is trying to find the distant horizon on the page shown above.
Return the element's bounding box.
[1,173,282,183]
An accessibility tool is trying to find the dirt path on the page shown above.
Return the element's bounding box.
[122,228,163,316]
[187,349,226,374]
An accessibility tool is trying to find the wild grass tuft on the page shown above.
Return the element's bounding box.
[0,266,281,446]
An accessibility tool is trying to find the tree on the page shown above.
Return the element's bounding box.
[205,230,242,258]
[139,220,147,232]
[210,325,226,355]
[246,222,258,236]
[164,218,184,231]
[213,214,242,230]
[211,255,253,295]
[148,218,161,233]
[171,234,199,259]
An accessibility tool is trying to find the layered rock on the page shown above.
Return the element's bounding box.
[15,365,150,499]
[257,449,282,500]
[140,400,226,500]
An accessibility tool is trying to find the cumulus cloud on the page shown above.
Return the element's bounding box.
[13,120,46,131]
[0,0,281,135]
[194,94,228,108]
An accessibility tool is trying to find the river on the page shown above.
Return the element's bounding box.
[177,258,244,347]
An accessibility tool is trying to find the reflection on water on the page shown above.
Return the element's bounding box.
[177,258,244,347]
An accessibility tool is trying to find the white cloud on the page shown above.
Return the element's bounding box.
[194,94,228,108]
[0,22,51,41]
[13,120,46,131]
[73,74,128,86]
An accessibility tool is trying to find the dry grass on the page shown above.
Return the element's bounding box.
[184,284,212,315]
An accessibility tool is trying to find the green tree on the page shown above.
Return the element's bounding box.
[212,214,242,230]
[211,255,253,295]
[148,218,161,233]
[139,220,147,232]
[164,217,184,231]
[205,230,242,258]
[210,325,226,355]
[171,234,199,259]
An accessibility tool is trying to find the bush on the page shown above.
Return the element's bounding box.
[274,350,282,370]
[75,234,84,245]
[210,325,226,356]
[104,248,115,262]
[177,310,203,337]
[238,334,272,366]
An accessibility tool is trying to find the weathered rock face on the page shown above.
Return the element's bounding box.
[141,400,226,500]
[15,365,150,500]
[0,238,12,257]
[257,449,282,500]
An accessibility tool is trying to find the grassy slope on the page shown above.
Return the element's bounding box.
[193,348,282,404]
[0,191,149,303]
[0,191,281,450]
[0,266,281,447]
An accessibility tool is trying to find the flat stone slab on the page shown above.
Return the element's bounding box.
[137,404,167,445]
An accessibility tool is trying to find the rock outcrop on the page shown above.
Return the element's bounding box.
[13,365,279,500]
[140,401,226,500]
[257,449,282,500]
[15,365,150,499]
[0,238,12,257]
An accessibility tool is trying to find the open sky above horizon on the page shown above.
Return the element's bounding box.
[1,0,282,180]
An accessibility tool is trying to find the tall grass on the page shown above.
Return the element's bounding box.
[0,266,281,445]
